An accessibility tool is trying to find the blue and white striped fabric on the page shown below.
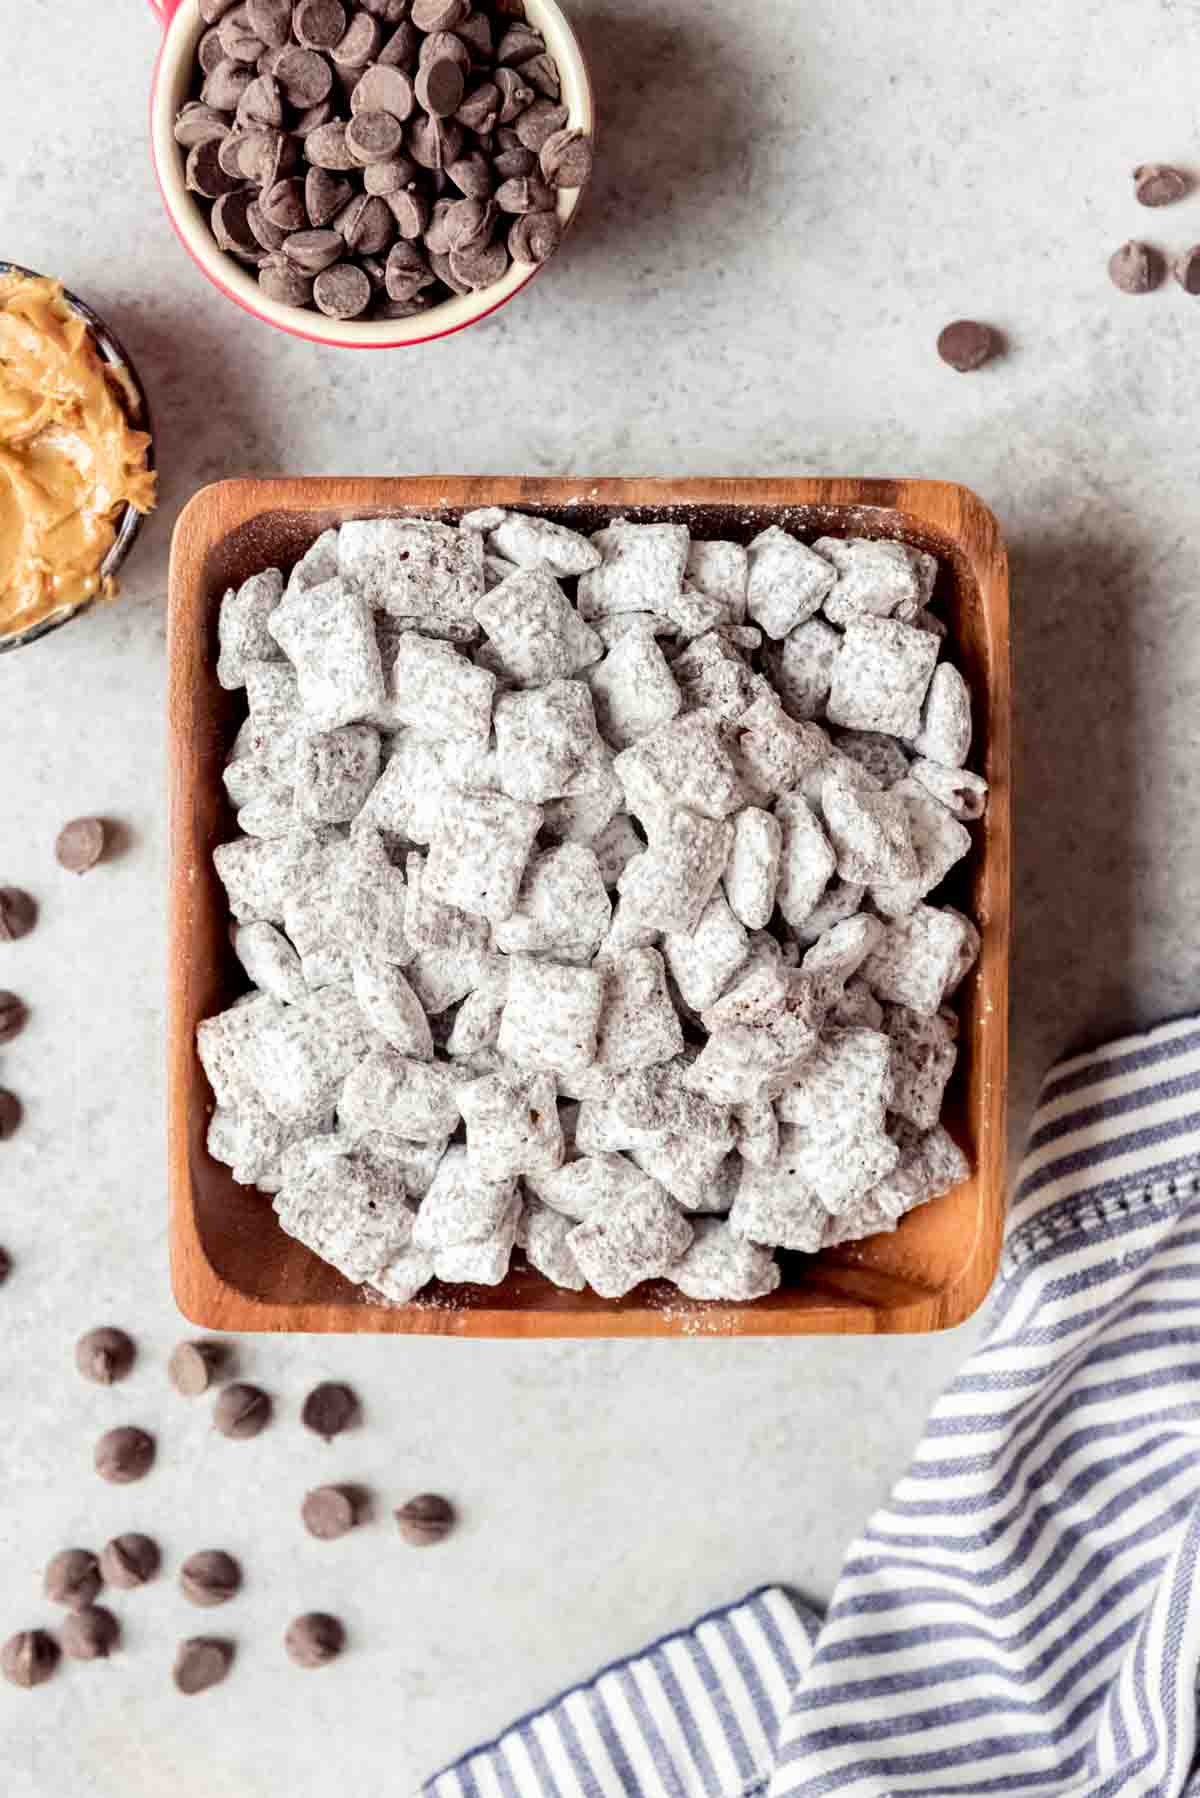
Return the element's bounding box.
[425,1015,1200,1798]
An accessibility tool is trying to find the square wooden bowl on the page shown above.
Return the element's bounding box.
[168,477,1009,1337]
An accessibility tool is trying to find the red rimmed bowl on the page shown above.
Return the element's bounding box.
[147,0,594,349]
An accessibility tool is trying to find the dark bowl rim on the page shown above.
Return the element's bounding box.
[0,262,155,655]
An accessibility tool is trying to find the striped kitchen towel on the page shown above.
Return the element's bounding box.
[425,1014,1200,1798]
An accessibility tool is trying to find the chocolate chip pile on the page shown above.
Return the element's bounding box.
[0,1332,457,1694]
[199,511,990,1306]
[175,0,594,322]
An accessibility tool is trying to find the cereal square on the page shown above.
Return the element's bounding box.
[274,1141,414,1283]
[765,619,841,721]
[723,807,783,930]
[685,539,749,623]
[487,512,601,577]
[860,903,981,1014]
[614,711,744,822]
[493,844,611,963]
[267,578,386,730]
[517,1200,587,1290]
[218,568,284,690]
[820,769,918,885]
[593,946,685,1072]
[775,1026,894,1140]
[473,563,603,685]
[746,527,836,638]
[568,1178,693,1297]
[352,954,434,1060]
[340,1048,463,1143]
[670,632,759,722]
[730,693,828,803]
[815,537,929,626]
[884,1004,959,1131]
[498,956,606,1073]
[912,663,973,768]
[338,517,484,640]
[387,633,496,745]
[412,1145,517,1249]
[588,629,682,749]
[423,790,543,922]
[334,827,414,964]
[458,1068,564,1180]
[615,808,732,936]
[826,615,939,739]
[773,793,837,929]
[404,852,491,955]
[909,759,989,823]
[870,777,972,917]
[494,679,603,802]
[246,987,376,1123]
[233,921,307,1004]
[294,725,381,823]
[669,1217,780,1301]
[576,521,690,620]
[663,889,750,1011]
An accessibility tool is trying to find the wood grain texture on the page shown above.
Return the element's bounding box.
[167,476,1010,1337]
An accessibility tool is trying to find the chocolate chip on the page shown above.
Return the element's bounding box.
[100,1533,160,1589]
[0,888,36,942]
[213,189,261,257]
[360,0,410,18]
[416,57,465,120]
[411,0,467,30]
[62,1607,119,1662]
[213,1381,272,1438]
[274,44,334,106]
[259,256,316,306]
[385,240,436,300]
[284,227,347,272]
[1109,240,1163,293]
[44,1549,102,1612]
[374,292,433,319]
[337,193,396,253]
[443,196,494,250]
[199,28,228,74]
[302,1484,358,1538]
[187,137,244,200]
[0,1246,10,1284]
[0,1091,21,1140]
[314,261,374,316]
[497,22,544,65]
[218,10,266,61]
[495,174,552,214]
[456,11,493,60]
[449,239,509,289]
[522,53,560,101]
[247,0,292,46]
[378,19,420,67]
[332,11,383,66]
[174,1637,233,1695]
[55,816,107,875]
[445,151,492,200]
[351,63,414,119]
[169,1340,224,1396]
[408,110,463,170]
[95,1426,155,1485]
[285,1611,345,1668]
[0,991,26,1044]
[509,208,560,265]
[306,166,354,224]
[365,155,419,195]
[395,1492,456,1545]
[513,99,568,154]
[419,29,471,72]
[1175,246,1200,294]
[305,118,359,170]
[1,1630,59,1689]
[455,81,500,134]
[294,0,347,49]
[1134,163,1190,207]
[200,0,241,21]
[242,126,298,186]
[936,320,1001,372]
[174,102,230,148]
[203,58,255,112]
[494,66,534,123]
[301,1382,359,1441]
[237,71,284,128]
[75,1326,135,1386]
[382,186,427,240]
[539,128,592,189]
[346,108,406,164]
[180,1550,242,1607]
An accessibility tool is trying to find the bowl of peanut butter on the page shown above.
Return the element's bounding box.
[0,266,157,652]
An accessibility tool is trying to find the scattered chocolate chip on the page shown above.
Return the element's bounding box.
[55,817,106,875]
[395,1492,456,1546]
[1134,163,1190,207]
[62,1607,119,1662]
[94,1426,155,1485]
[0,991,26,1044]
[0,1246,10,1284]
[100,1533,160,1589]
[174,1636,234,1695]
[180,1550,242,1607]
[301,1381,360,1441]
[169,1340,224,1396]
[0,1090,21,1140]
[1,1629,59,1689]
[302,1484,358,1539]
[213,1382,272,1439]
[75,1326,135,1386]
[1109,240,1164,294]
[538,128,592,189]
[285,1611,345,1668]
[936,319,1000,372]
[44,1549,102,1612]
[0,888,36,942]
[1175,246,1200,294]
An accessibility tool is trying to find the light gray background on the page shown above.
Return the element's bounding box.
[2,0,1198,1790]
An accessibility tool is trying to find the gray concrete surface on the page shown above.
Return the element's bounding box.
[1,0,1198,1789]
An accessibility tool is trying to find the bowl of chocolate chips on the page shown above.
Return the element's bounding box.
[149,0,594,347]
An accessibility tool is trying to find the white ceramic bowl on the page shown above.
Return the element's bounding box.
[148,0,594,349]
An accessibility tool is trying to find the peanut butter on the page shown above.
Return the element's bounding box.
[0,274,156,637]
